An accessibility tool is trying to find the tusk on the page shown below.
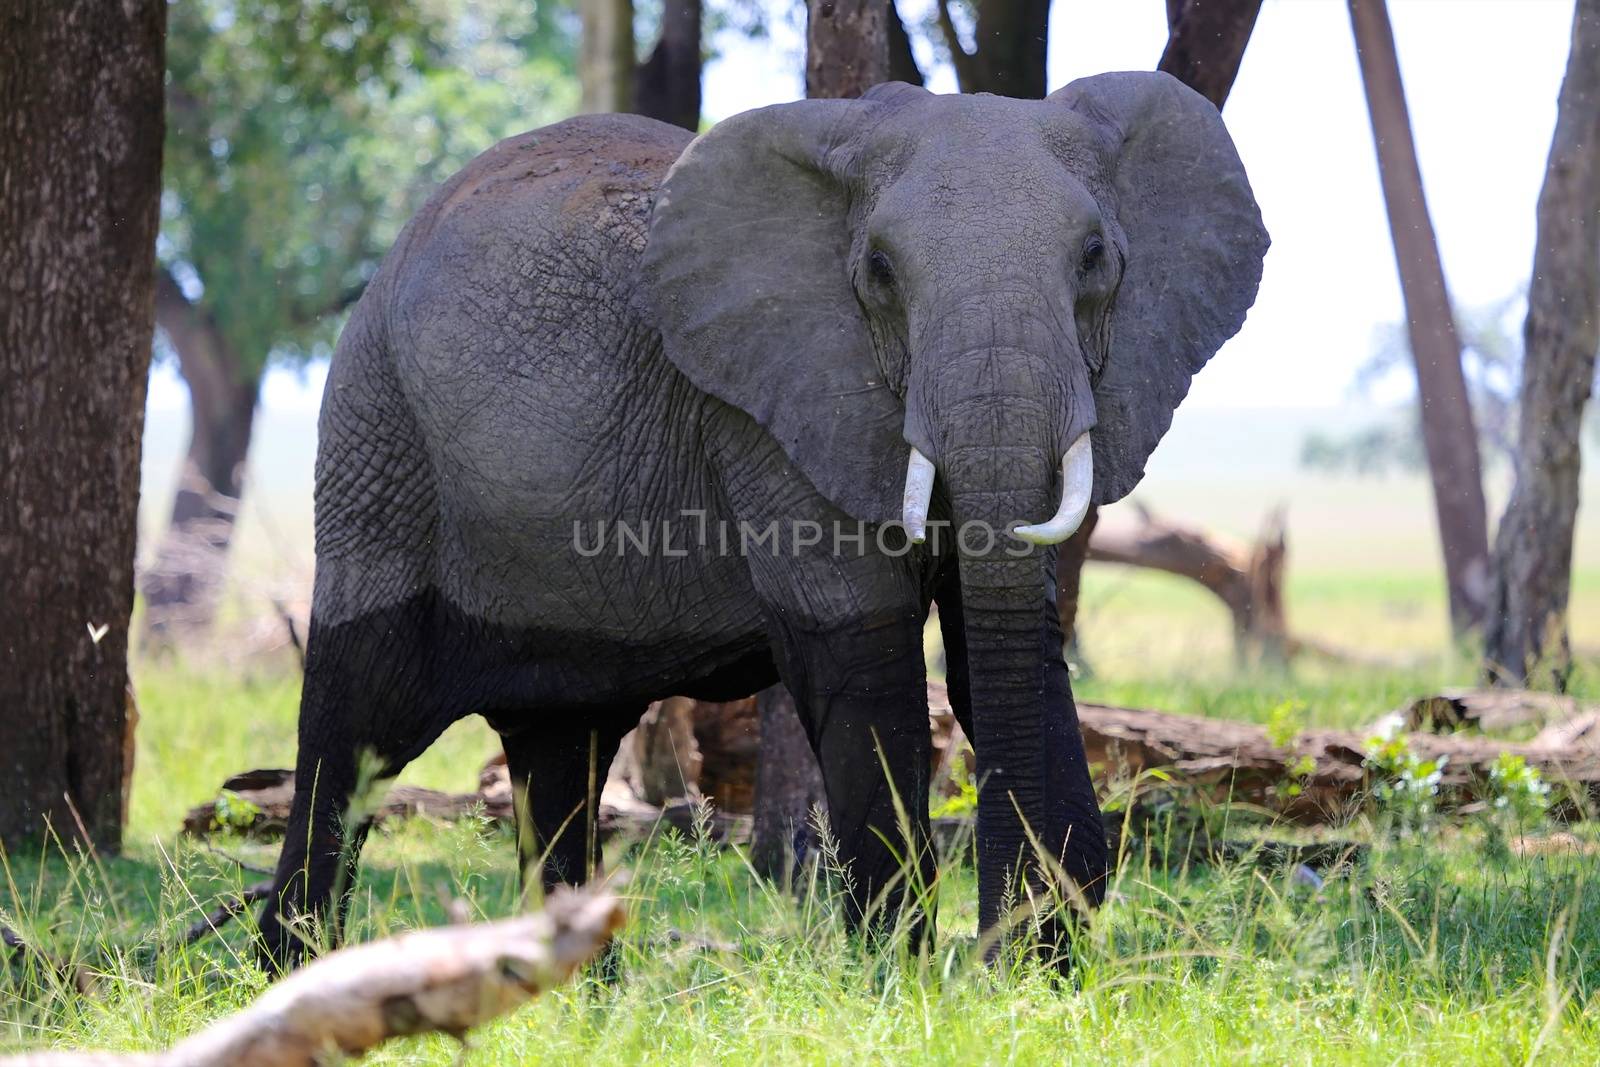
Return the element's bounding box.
[902,448,936,543]
[1012,433,1093,546]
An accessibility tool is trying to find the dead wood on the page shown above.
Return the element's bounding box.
[1371,688,1588,737]
[182,883,271,945]
[1074,701,1600,821]
[1087,503,1290,664]
[1,886,624,1067]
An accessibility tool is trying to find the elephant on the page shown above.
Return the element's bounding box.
[257,71,1267,968]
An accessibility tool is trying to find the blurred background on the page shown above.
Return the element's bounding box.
[137,0,1596,692]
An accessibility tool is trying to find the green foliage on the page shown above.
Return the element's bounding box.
[161,0,579,373]
[1486,752,1553,828]
[1364,733,1448,835]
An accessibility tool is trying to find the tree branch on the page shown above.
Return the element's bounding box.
[932,0,975,91]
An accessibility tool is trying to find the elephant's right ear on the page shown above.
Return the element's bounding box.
[641,92,918,525]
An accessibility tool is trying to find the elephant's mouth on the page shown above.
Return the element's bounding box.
[901,432,1093,546]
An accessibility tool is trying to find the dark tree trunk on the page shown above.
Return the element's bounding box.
[936,0,1049,98]
[1158,0,1264,109]
[1055,0,1261,653]
[0,0,166,851]
[806,0,890,99]
[1485,0,1600,690]
[141,270,261,646]
[750,686,826,881]
[748,0,891,883]
[1349,0,1490,636]
[634,0,703,131]
[1054,504,1100,671]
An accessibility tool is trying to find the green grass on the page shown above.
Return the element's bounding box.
[9,590,1600,1062]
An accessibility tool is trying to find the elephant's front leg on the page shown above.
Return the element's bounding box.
[753,547,936,946]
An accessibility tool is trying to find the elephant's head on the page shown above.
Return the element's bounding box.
[642,73,1267,935]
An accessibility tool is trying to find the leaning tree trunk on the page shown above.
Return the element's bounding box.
[1056,0,1262,658]
[1158,0,1263,109]
[747,0,893,884]
[1484,0,1600,690]
[633,0,702,131]
[141,270,261,647]
[580,0,635,114]
[1349,0,1490,636]
[0,0,166,851]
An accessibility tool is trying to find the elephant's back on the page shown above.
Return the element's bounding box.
[380,111,695,498]
[387,113,692,357]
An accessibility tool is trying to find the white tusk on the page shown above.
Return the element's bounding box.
[902,448,936,543]
[1012,433,1094,546]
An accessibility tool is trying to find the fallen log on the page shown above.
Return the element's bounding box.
[2,885,623,1067]
[1073,701,1600,821]
[187,683,1600,839]
[1371,688,1589,736]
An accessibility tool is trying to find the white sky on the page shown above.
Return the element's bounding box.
[149,0,1577,415]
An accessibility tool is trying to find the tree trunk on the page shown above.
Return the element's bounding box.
[1054,504,1099,671]
[748,9,891,883]
[750,685,826,881]
[1348,0,1490,635]
[141,271,261,647]
[1158,0,1264,109]
[1484,0,1600,689]
[580,0,635,113]
[935,0,1049,98]
[0,0,166,851]
[634,0,702,131]
[1055,0,1262,653]
[806,0,889,100]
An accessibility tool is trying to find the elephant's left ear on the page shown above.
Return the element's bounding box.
[1051,72,1269,504]
[641,89,924,525]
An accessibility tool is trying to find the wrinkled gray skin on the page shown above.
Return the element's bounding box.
[260,73,1267,967]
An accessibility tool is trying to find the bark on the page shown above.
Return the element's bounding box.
[935,0,1049,98]
[633,0,702,131]
[1484,0,1600,689]
[1067,701,1600,822]
[1055,505,1100,668]
[1348,0,1490,635]
[2,887,624,1067]
[141,270,262,646]
[806,0,890,99]
[750,685,826,882]
[580,0,635,113]
[0,0,166,851]
[1158,0,1264,109]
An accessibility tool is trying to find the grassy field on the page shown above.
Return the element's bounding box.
[5,646,1600,1063]
[7,403,1598,1061]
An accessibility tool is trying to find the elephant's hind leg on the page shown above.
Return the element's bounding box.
[497,706,640,895]
[258,312,456,970]
[257,592,461,969]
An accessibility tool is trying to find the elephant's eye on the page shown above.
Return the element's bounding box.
[868,249,895,286]
[1079,235,1105,274]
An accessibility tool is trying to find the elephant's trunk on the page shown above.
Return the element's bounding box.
[913,319,1098,946]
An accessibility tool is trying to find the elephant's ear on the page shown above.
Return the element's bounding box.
[1051,72,1269,504]
[641,89,924,524]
